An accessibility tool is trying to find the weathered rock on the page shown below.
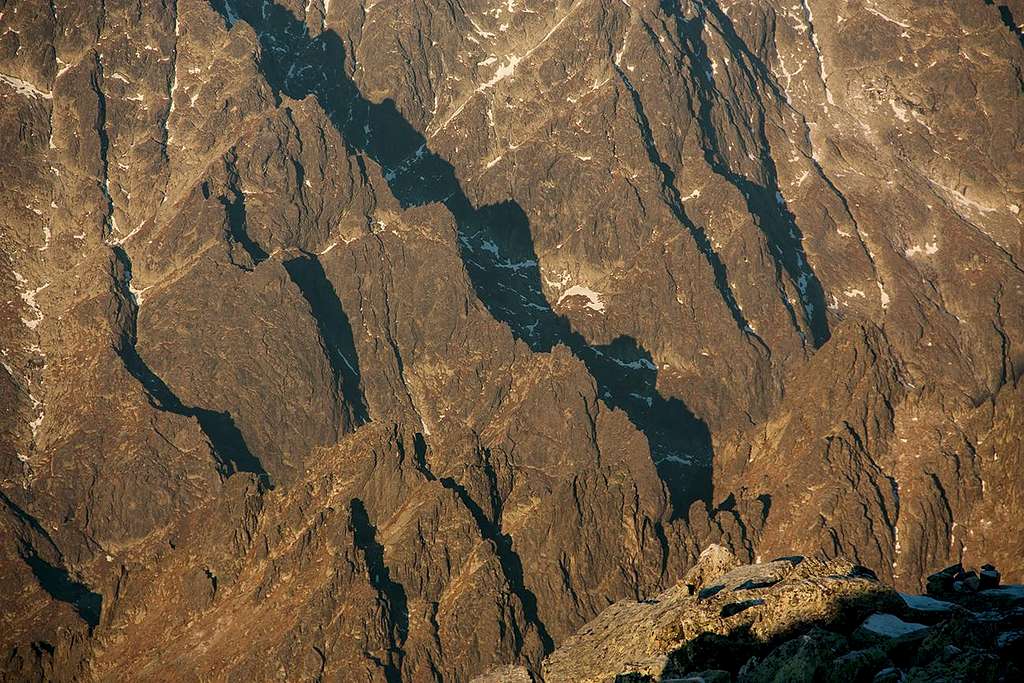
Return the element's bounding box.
[824,647,891,683]
[980,565,1001,590]
[699,558,804,597]
[684,545,742,596]
[721,599,766,618]
[540,555,1024,683]
[737,627,848,683]
[2,0,1023,679]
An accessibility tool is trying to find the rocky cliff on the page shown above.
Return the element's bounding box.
[1,0,1022,680]
[511,546,1024,682]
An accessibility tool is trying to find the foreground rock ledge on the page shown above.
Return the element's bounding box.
[480,547,1024,682]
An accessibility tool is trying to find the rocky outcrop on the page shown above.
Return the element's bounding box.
[538,548,1024,682]
[1,0,1022,680]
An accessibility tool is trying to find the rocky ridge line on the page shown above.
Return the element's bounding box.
[482,545,1024,682]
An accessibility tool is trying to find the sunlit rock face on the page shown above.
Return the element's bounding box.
[537,550,1024,682]
[1,0,1022,679]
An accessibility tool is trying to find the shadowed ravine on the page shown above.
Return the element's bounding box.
[209,0,714,519]
[2,492,103,630]
[111,247,272,488]
[349,498,408,683]
[283,254,370,426]
[665,0,831,347]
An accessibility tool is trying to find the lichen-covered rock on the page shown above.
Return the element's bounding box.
[471,664,535,683]
[539,554,1024,683]
[737,627,848,683]
[824,648,890,683]
[542,556,895,681]
[903,649,1003,683]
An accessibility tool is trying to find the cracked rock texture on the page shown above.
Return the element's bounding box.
[1,0,1022,680]
[535,548,1024,682]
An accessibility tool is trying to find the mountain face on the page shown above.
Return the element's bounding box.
[1,0,1021,679]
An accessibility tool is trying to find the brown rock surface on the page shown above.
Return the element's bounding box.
[1,0,1022,679]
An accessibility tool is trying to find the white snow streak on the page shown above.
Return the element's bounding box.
[432,1,581,135]
[557,284,606,312]
[799,0,833,105]
[0,73,53,99]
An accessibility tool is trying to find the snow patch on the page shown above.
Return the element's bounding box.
[129,281,151,307]
[224,0,239,27]
[557,284,606,313]
[864,5,911,29]
[433,2,581,135]
[14,273,48,330]
[28,395,44,438]
[799,0,833,105]
[904,242,938,257]
[889,99,909,121]
[878,280,891,309]
[0,73,53,99]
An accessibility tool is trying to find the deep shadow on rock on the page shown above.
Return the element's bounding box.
[208,0,714,516]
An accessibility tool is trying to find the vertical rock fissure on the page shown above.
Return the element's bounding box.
[613,63,767,351]
[110,247,272,488]
[985,0,1024,48]
[349,498,408,682]
[666,0,831,347]
[159,0,178,165]
[1,492,102,630]
[411,435,554,657]
[221,150,269,269]
[217,148,368,431]
[283,254,369,426]
[18,543,102,631]
[92,55,116,240]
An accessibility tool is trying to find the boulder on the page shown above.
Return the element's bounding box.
[824,647,890,683]
[871,667,902,683]
[979,565,1001,589]
[852,614,929,655]
[897,593,956,623]
[737,627,847,683]
[926,564,962,597]
[683,545,742,595]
